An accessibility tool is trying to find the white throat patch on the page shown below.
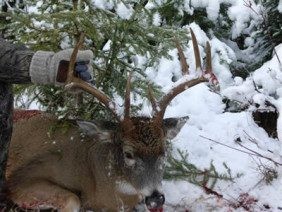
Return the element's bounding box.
[115,180,137,195]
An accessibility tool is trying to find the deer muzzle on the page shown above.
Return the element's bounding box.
[145,190,165,211]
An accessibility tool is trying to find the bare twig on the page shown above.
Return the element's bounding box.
[200,136,259,156]
[243,131,260,148]
[234,139,282,166]
[200,135,282,166]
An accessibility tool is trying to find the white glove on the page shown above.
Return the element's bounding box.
[29,49,94,86]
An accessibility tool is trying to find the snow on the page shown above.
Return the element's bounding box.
[143,21,282,211]
[161,80,282,210]
[189,0,226,21]
[228,2,257,39]
[116,2,133,20]
[91,0,114,10]
[153,12,161,26]
[279,0,282,13]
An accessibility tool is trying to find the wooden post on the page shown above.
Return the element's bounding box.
[0,82,13,205]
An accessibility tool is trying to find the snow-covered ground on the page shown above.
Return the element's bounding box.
[144,25,282,212]
[161,75,282,211]
[129,1,282,210]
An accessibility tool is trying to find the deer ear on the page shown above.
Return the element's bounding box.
[163,116,188,140]
[77,120,115,142]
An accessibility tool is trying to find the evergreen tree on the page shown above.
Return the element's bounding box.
[1,0,187,120]
[147,0,281,78]
[231,0,282,78]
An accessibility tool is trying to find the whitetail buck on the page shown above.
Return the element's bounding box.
[6,30,217,211]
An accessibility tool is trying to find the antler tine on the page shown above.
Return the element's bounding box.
[66,33,85,84]
[190,28,202,71]
[174,38,189,75]
[65,33,120,121]
[205,41,212,73]
[204,41,219,86]
[124,72,132,120]
[148,85,158,115]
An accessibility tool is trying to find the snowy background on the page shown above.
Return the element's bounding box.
[161,42,282,211]
[136,1,282,211]
[142,1,282,211]
[9,0,282,211]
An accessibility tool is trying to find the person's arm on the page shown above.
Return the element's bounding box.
[0,38,94,85]
[0,82,13,209]
[0,38,28,205]
[0,38,33,84]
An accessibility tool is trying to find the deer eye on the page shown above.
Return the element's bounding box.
[123,151,136,167]
[124,151,134,160]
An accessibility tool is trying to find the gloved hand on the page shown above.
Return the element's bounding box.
[29,49,94,86]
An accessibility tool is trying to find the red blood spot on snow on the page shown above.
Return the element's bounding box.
[149,207,163,212]
[13,110,42,123]
[204,69,219,85]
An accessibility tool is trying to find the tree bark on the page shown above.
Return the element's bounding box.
[0,82,13,204]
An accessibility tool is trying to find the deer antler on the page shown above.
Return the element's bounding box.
[65,30,217,123]
[205,41,219,85]
[154,76,207,120]
[124,72,132,120]
[205,41,212,74]
[65,33,120,121]
[148,85,158,114]
[174,38,189,75]
[153,29,217,122]
[190,28,202,71]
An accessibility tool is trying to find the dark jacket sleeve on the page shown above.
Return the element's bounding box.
[0,38,33,84]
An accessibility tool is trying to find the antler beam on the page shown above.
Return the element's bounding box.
[155,76,207,120]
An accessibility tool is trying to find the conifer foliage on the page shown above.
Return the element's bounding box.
[1,0,280,118]
[1,0,187,119]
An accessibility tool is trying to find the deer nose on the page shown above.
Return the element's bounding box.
[145,190,165,209]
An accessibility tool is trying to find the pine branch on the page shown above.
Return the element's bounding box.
[164,149,240,190]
